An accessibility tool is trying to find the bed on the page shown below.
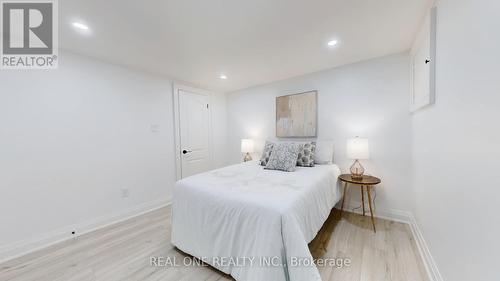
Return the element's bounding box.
[171,160,342,281]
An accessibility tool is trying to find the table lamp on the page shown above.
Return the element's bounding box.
[346,137,370,180]
[241,139,254,162]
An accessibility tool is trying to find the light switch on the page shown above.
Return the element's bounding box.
[121,188,130,198]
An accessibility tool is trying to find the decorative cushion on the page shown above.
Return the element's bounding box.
[259,141,274,166]
[265,142,301,172]
[296,142,316,167]
[314,141,334,164]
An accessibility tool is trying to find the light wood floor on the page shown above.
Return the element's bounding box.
[0,207,428,281]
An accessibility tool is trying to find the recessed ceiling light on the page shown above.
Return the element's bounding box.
[327,40,338,47]
[219,74,227,80]
[72,22,89,30]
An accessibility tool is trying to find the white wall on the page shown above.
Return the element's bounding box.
[0,51,226,260]
[226,53,413,214]
[410,1,500,280]
[209,92,228,168]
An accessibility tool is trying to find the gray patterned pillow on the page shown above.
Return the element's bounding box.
[259,141,274,166]
[265,143,301,172]
[297,142,316,167]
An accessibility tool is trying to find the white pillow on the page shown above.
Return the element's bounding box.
[314,141,334,164]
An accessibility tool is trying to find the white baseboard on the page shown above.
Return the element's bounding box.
[407,213,444,281]
[337,200,412,224]
[336,201,443,281]
[0,198,171,264]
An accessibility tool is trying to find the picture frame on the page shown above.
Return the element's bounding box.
[276,90,317,138]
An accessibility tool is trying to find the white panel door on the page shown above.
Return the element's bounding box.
[178,90,211,178]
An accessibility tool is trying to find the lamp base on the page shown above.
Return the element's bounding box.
[243,152,252,162]
[350,159,365,180]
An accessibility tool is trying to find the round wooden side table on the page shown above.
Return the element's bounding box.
[338,174,381,233]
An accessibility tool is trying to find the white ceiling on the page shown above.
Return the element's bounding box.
[60,0,430,93]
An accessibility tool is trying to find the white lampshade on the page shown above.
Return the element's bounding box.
[241,139,254,153]
[346,137,370,160]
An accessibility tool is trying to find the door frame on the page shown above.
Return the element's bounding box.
[172,83,213,180]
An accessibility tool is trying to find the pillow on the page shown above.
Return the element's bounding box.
[296,142,316,167]
[265,142,301,172]
[259,141,274,166]
[314,141,334,164]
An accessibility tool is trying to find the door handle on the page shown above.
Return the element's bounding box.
[182,149,193,154]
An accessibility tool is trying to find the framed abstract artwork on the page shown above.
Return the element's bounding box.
[276,91,317,138]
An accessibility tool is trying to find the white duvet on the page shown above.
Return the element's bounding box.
[171,161,341,281]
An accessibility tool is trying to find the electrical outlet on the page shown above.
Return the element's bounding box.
[150,124,159,133]
[121,188,130,198]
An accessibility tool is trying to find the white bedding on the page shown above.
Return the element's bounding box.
[171,161,342,281]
